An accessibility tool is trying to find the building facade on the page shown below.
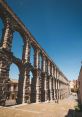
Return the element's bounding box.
[0,0,70,104]
[69,80,78,93]
[6,79,18,100]
[70,81,74,89]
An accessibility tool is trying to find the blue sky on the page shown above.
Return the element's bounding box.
[1,0,82,80]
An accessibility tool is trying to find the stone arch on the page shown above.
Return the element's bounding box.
[0,1,69,105]
[39,51,43,70]
[0,18,4,45]
[29,69,36,103]
[11,31,24,59]
[46,58,49,73]
[7,63,19,101]
[29,71,33,84]
[6,53,23,104]
[30,44,35,67]
[50,62,52,75]
[0,8,6,37]
[9,63,19,80]
[0,15,13,51]
[0,15,6,47]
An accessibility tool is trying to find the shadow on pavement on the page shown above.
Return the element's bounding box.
[65,109,75,117]
[65,109,82,117]
[64,94,82,117]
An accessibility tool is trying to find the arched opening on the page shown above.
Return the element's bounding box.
[11,32,24,59]
[39,53,45,102]
[39,53,42,70]
[29,71,33,85]
[0,18,4,45]
[6,63,19,105]
[46,59,48,73]
[30,45,34,67]
[29,71,36,103]
[9,63,19,80]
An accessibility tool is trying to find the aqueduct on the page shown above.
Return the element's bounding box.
[0,0,70,104]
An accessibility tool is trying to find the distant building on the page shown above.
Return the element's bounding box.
[73,80,78,90]
[78,66,82,104]
[69,80,78,93]
[6,79,18,100]
[70,81,74,89]
[0,79,18,106]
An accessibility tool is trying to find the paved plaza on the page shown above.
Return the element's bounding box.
[0,95,78,117]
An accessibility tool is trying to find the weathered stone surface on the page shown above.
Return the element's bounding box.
[0,0,70,105]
